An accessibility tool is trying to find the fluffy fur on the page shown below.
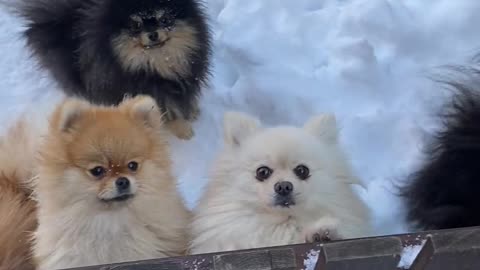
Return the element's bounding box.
[0,119,38,270]
[18,0,211,139]
[189,112,372,254]
[402,66,480,230]
[33,96,191,270]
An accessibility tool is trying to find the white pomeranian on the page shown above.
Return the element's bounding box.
[189,112,372,254]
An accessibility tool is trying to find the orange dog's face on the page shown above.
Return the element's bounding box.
[38,95,173,207]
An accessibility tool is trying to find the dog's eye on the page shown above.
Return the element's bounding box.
[127,161,139,172]
[130,20,143,31]
[294,165,310,180]
[89,166,106,178]
[256,166,273,181]
[159,15,174,28]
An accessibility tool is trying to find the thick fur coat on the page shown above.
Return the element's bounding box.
[0,119,39,270]
[402,66,480,230]
[189,112,372,254]
[33,96,191,270]
[18,0,211,138]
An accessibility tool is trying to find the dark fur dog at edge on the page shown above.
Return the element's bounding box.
[17,0,211,139]
[401,63,480,230]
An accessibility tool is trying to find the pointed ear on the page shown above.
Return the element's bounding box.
[121,95,163,129]
[51,98,90,133]
[223,111,261,147]
[304,114,338,142]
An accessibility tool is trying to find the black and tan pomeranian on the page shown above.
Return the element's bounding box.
[18,0,211,139]
[402,64,480,230]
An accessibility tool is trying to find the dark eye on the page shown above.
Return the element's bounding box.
[256,166,273,181]
[131,20,142,31]
[89,166,106,178]
[294,165,310,180]
[159,15,174,27]
[128,161,139,172]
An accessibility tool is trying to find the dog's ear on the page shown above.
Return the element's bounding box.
[223,111,260,147]
[121,95,163,129]
[51,98,90,133]
[304,114,338,142]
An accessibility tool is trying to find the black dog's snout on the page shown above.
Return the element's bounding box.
[274,181,293,196]
[148,31,159,42]
[115,177,130,191]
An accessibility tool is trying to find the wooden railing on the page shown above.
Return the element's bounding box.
[68,226,480,270]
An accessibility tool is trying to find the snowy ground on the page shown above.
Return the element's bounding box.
[1,0,480,237]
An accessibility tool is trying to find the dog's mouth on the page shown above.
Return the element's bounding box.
[143,38,170,50]
[101,194,134,203]
[274,196,296,208]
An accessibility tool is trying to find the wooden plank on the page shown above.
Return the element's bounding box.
[321,236,403,270]
[269,248,296,270]
[214,250,272,270]
[182,255,214,270]
[65,227,480,270]
[72,259,183,270]
[417,227,480,270]
[409,237,433,270]
[293,243,322,270]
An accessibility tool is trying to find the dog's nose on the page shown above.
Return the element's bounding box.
[274,181,293,196]
[148,31,159,42]
[115,177,130,191]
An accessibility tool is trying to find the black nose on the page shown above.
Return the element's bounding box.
[148,31,159,42]
[274,181,293,196]
[115,177,130,191]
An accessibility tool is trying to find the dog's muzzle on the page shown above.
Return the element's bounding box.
[274,195,296,207]
[101,177,135,202]
[273,181,295,207]
[142,31,170,49]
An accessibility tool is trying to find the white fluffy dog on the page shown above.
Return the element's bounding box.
[189,112,372,254]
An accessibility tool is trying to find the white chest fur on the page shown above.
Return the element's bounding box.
[34,207,171,270]
[189,205,307,254]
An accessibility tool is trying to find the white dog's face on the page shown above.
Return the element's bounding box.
[218,112,360,214]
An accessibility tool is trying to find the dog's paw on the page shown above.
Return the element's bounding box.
[303,217,342,243]
[166,119,195,140]
[307,228,340,243]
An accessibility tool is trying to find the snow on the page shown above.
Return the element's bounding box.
[397,240,427,269]
[1,0,480,237]
[303,249,320,270]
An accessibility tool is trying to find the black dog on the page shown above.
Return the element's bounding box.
[19,0,211,138]
[401,65,480,230]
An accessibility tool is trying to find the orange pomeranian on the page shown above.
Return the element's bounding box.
[0,119,39,270]
[33,95,191,270]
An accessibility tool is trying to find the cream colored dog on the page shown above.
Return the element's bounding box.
[189,112,372,254]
